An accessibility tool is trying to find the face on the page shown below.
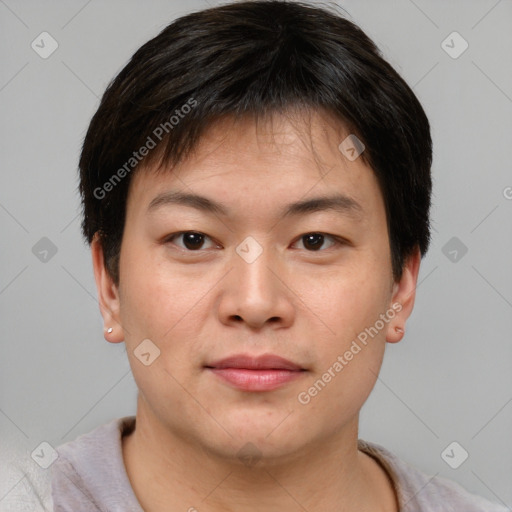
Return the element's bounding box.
[94,110,419,463]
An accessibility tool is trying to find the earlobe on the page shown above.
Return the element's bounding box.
[91,233,124,343]
[387,325,405,343]
[385,247,421,344]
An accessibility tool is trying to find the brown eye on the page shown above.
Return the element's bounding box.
[296,233,337,251]
[182,232,205,250]
[166,231,215,251]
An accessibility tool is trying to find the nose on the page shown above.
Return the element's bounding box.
[216,243,295,330]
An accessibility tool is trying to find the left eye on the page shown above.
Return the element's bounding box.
[293,233,339,251]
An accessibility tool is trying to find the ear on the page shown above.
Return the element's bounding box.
[385,246,421,343]
[91,233,124,343]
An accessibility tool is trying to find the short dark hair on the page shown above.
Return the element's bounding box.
[79,0,432,286]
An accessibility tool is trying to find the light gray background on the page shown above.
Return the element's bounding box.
[1,0,511,509]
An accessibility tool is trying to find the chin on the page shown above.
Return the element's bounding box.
[207,433,305,467]
[213,419,306,458]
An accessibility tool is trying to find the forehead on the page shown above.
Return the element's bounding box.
[126,110,384,224]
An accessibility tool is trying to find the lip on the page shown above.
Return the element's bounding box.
[207,354,304,371]
[205,354,306,392]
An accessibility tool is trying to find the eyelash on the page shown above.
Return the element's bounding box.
[163,231,347,253]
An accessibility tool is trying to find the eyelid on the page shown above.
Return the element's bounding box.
[164,231,219,250]
[291,232,346,251]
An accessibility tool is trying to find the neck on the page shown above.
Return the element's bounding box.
[122,397,397,512]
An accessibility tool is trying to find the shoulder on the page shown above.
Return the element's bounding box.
[51,416,142,511]
[358,439,509,512]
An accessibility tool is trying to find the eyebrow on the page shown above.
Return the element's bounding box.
[147,191,364,220]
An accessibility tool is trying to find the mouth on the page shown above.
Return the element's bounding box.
[204,354,306,392]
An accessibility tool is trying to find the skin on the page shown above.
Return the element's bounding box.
[92,109,421,512]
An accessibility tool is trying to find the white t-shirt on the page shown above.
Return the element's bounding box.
[48,416,509,511]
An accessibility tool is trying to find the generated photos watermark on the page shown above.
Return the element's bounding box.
[93,97,198,200]
[297,302,402,405]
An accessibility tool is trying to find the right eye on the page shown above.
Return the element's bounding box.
[164,231,218,251]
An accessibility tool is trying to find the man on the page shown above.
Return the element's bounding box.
[51,1,508,510]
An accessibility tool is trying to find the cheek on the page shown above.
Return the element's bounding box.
[300,260,391,342]
[294,261,390,408]
[119,244,212,342]
[118,248,209,423]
